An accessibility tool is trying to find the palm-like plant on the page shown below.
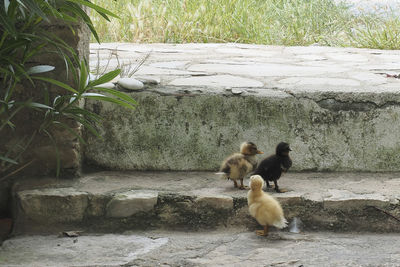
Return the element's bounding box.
[0,0,137,179]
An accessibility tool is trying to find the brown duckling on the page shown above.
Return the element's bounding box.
[218,142,263,190]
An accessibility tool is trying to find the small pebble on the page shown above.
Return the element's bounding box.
[136,77,160,85]
[231,88,244,95]
[95,82,115,89]
[118,77,144,90]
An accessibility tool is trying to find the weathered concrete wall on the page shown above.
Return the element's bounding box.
[84,87,400,171]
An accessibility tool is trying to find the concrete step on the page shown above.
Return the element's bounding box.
[2,230,400,266]
[87,43,400,172]
[12,171,400,234]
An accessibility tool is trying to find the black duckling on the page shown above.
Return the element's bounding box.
[218,142,263,190]
[253,142,292,193]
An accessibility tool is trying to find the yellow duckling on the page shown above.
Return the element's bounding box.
[218,142,263,190]
[247,175,287,236]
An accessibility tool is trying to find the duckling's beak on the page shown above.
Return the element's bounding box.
[257,150,264,154]
[288,147,292,151]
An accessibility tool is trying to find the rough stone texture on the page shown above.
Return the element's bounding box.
[15,188,88,233]
[86,193,110,217]
[195,194,234,210]
[11,171,400,234]
[0,234,168,266]
[1,230,400,267]
[87,43,400,172]
[106,191,158,218]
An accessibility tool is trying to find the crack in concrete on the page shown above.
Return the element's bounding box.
[281,88,400,112]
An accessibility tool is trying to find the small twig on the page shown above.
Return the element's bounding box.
[369,206,400,223]
[128,52,151,77]
[268,259,300,266]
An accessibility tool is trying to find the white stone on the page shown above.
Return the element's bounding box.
[95,82,115,89]
[106,191,158,218]
[118,77,144,90]
[231,88,244,95]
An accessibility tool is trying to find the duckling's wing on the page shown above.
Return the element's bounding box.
[282,156,292,171]
[254,155,275,173]
[220,153,242,171]
[219,153,244,179]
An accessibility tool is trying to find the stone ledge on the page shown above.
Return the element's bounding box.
[17,188,88,223]
[86,43,400,172]
[106,191,158,218]
[11,171,400,234]
[195,194,234,210]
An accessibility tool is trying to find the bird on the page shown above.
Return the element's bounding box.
[253,142,292,193]
[217,142,263,190]
[247,175,287,236]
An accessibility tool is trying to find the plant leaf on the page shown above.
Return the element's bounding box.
[64,113,101,139]
[27,102,53,110]
[52,120,86,144]
[68,0,120,19]
[64,107,102,123]
[94,87,137,106]
[27,65,55,75]
[81,92,105,97]
[83,95,136,110]
[89,69,121,87]
[32,76,78,94]
[78,60,88,93]
[0,155,18,165]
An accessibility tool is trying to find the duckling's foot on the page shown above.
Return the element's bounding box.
[239,179,249,190]
[256,226,269,236]
[256,230,267,236]
[233,180,239,188]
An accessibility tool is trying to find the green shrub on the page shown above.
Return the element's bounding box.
[0,0,136,179]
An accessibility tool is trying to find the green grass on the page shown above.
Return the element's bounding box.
[91,0,400,49]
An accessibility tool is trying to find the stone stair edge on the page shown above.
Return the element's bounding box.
[11,171,400,233]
